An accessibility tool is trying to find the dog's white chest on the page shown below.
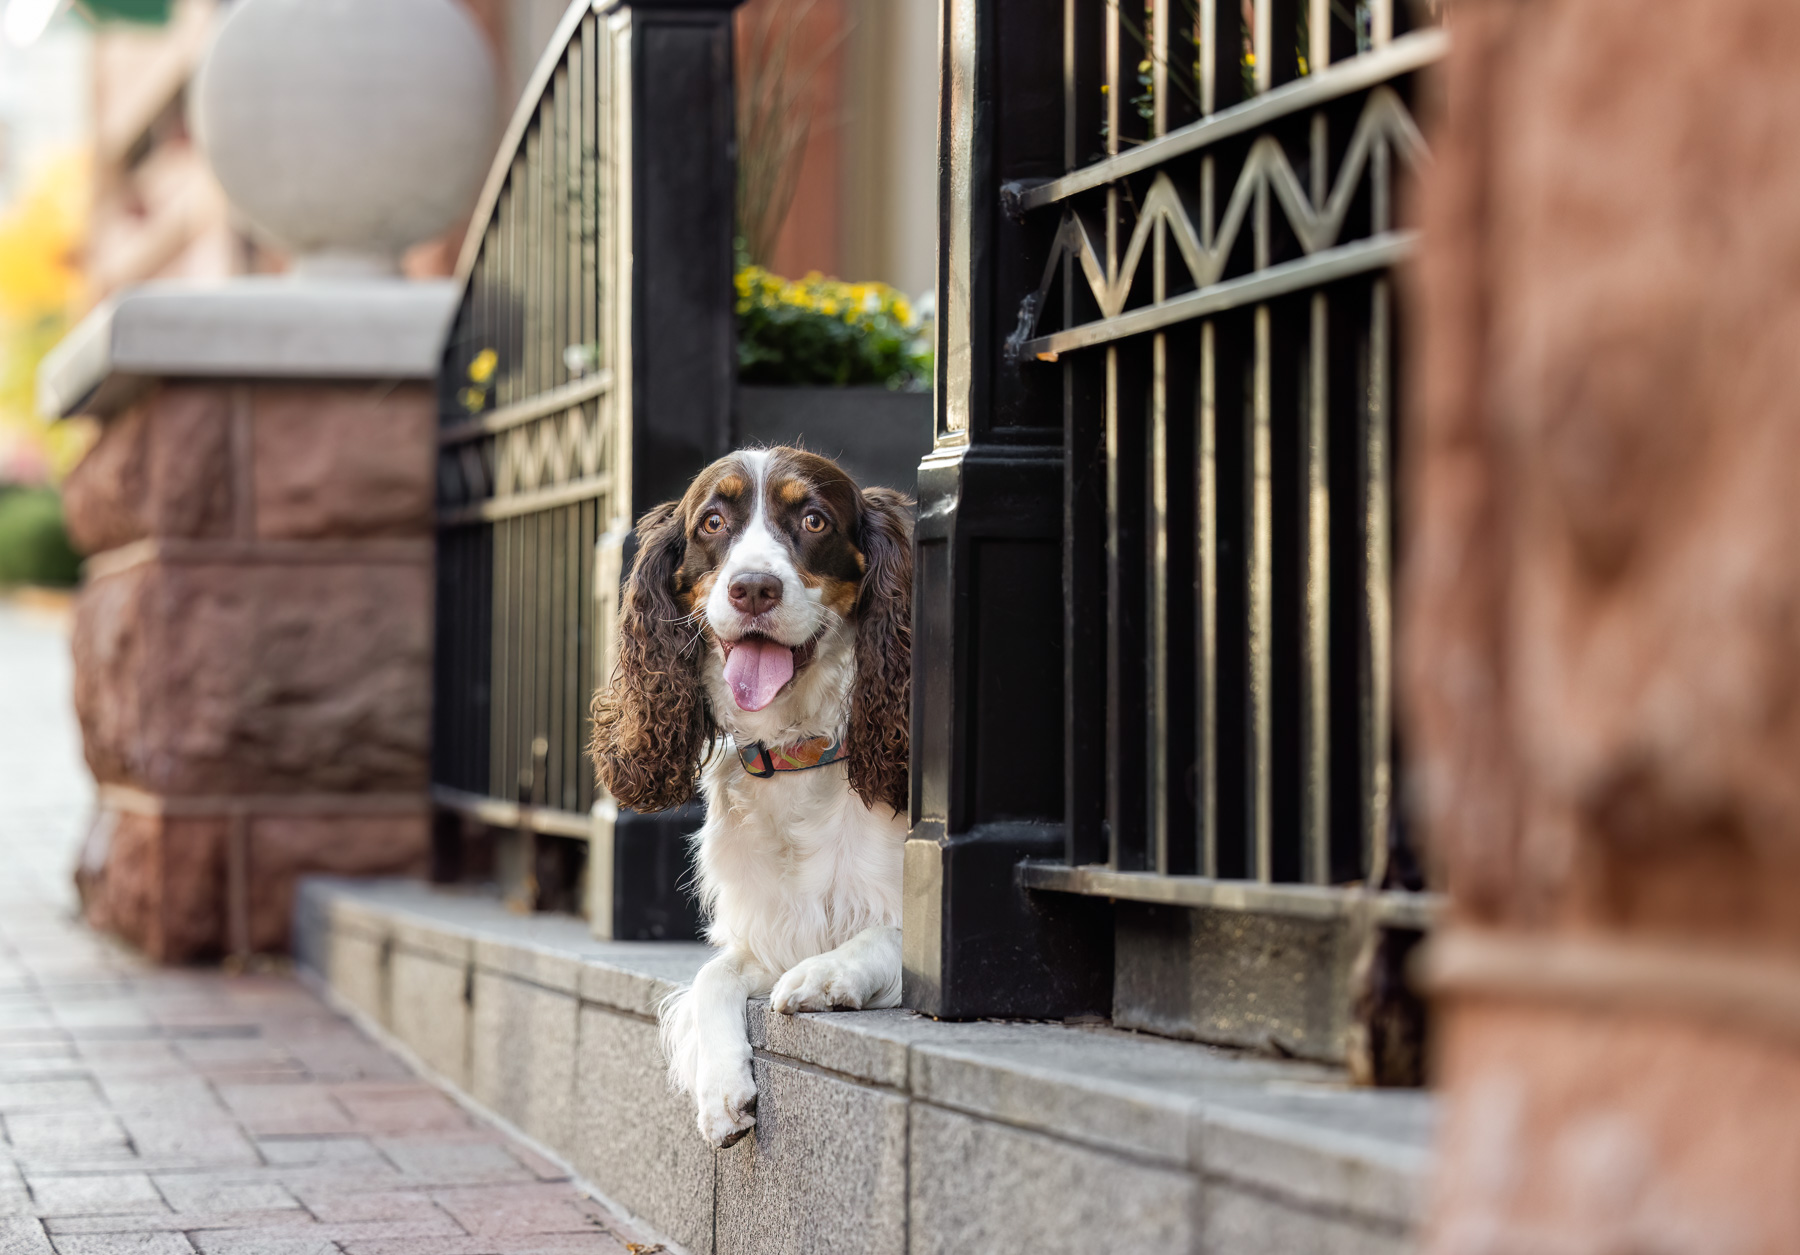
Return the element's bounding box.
[694,758,906,976]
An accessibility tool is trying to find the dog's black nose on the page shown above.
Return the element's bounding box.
[728,573,783,616]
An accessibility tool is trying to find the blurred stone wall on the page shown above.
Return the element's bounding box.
[62,380,436,960]
[1407,1,1800,1249]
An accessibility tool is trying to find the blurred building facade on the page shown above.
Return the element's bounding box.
[80,0,937,303]
[82,0,573,298]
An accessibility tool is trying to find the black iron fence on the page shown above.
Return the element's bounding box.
[431,0,1438,1079]
[907,0,1439,1080]
[431,0,741,933]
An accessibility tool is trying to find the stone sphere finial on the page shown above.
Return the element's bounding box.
[191,0,499,278]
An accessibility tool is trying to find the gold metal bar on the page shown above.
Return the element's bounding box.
[1254,0,1272,94]
[1106,0,1121,160]
[1302,105,1331,885]
[1250,155,1272,884]
[1309,0,1331,71]
[1364,277,1393,889]
[1370,0,1393,48]
[1064,0,1077,171]
[1197,34,1219,877]
[1303,292,1330,883]
[1149,1,1170,874]
[1251,303,1273,884]
[1152,0,1169,136]
[1199,0,1216,115]
[1106,342,1122,869]
[1199,320,1218,878]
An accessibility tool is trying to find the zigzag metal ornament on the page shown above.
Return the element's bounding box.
[438,400,616,513]
[1008,87,1430,361]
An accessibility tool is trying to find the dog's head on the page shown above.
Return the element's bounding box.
[590,447,912,815]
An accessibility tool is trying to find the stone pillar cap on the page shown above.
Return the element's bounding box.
[40,277,459,420]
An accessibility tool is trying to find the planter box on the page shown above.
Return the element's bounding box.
[734,385,934,494]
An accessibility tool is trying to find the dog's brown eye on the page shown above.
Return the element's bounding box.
[802,512,826,534]
[701,512,725,536]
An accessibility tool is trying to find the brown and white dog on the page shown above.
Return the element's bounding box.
[590,446,911,1147]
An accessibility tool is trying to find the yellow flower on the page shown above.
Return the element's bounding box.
[468,348,498,383]
[458,386,487,412]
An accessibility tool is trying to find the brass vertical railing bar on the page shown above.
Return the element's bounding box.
[549,67,570,811]
[1195,0,1227,880]
[1247,0,1274,884]
[525,125,542,404]
[1363,104,1395,886]
[1303,288,1330,882]
[1254,0,1272,95]
[1198,320,1218,878]
[1104,0,1124,870]
[1300,0,1333,883]
[1148,0,1171,875]
[1370,0,1393,48]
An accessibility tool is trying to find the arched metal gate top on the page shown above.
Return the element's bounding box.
[429,0,742,927]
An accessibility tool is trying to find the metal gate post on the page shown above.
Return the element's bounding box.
[597,0,745,937]
[901,0,1111,1019]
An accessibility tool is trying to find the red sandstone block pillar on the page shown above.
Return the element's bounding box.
[1407,1,1800,1249]
[59,378,437,960]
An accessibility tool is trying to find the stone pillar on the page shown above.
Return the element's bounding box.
[62,374,438,960]
[1407,1,1800,1249]
[41,0,496,962]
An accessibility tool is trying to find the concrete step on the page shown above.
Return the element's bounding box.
[296,877,1435,1255]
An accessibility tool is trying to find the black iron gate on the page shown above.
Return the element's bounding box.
[431,0,741,934]
[907,0,1440,1078]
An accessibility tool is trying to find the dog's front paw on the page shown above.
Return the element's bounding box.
[771,955,866,1014]
[693,1057,758,1148]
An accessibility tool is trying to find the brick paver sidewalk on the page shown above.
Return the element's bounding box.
[0,602,659,1255]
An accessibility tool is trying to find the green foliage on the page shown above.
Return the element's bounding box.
[0,487,81,588]
[74,1,174,24]
[735,267,932,390]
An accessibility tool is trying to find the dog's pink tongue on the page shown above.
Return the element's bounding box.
[724,638,795,711]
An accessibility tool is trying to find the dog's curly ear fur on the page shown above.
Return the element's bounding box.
[590,501,714,812]
[847,487,913,814]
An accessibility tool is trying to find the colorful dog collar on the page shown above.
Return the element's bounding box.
[737,734,847,779]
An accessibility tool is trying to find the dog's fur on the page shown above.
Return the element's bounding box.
[590,447,911,1146]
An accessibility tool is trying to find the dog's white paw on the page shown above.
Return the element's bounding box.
[693,1057,757,1148]
[771,955,866,1014]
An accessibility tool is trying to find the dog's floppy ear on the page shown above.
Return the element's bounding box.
[590,501,714,812]
[846,486,913,814]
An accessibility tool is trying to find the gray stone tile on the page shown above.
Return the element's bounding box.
[1196,1100,1431,1228]
[1201,1180,1413,1255]
[0,1217,52,1255]
[253,1138,385,1169]
[117,1118,262,1169]
[25,1175,166,1218]
[430,1183,613,1237]
[715,1056,905,1255]
[574,947,709,1019]
[387,950,470,1089]
[51,1234,195,1255]
[569,1007,712,1255]
[467,975,577,1157]
[326,933,389,1031]
[7,1114,134,1159]
[907,1105,1198,1255]
[188,1236,338,1255]
[0,1079,102,1112]
[748,1005,911,1089]
[389,920,471,968]
[907,1019,1343,1167]
[376,1142,534,1187]
[149,1179,302,1217]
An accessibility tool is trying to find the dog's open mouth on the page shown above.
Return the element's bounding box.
[719,633,818,712]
